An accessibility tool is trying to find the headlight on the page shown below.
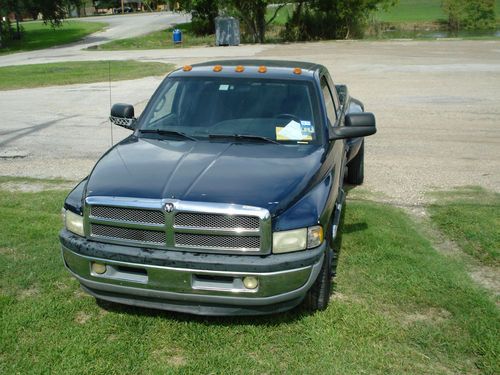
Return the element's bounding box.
[63,209,84,237]
[273,225,323,254]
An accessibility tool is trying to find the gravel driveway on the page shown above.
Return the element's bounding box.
[0,39,499,206]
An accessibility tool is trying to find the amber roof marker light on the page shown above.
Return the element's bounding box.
[293,67,302,75]
[235,65,245,73]
[258,66,267,73]
[213,65,223,72]
[182,65,193,72]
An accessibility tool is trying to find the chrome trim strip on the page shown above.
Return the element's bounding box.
[89,234,166,247]
[172,243,261,252]
[173,226,260,236]
[89,217,165,230]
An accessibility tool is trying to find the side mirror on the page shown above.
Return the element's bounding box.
[109,103,136,130]
[345,112,375,128]
[330,113,376,140]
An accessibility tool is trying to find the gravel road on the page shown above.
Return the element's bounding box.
[1,38,499,206]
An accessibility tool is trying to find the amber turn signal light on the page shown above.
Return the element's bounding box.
[235,65,245,73]
[293,67,302,75]
[258,66,267,73]
[213,65,223,72]
[182,65,192,72]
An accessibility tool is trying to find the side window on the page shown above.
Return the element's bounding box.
[321,77,337,125]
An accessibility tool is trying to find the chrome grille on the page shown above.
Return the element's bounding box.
[90,206,164,225]
[91,224,166,245]
[175,233,260,250]
[174,213,259,229]
[84,197,271,254]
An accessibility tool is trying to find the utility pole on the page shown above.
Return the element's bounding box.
[121,0,124,14]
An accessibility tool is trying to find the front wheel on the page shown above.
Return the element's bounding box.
[303,248,333,311]
[346,140,364,185]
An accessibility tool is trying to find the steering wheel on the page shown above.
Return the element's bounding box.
[274,113,301,123]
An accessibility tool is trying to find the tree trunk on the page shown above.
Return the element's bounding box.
[255,2,266,43]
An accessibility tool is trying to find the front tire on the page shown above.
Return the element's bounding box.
[303,248,333,311]
[346,140,364,185]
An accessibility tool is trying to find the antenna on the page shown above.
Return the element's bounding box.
[108,61,114,146]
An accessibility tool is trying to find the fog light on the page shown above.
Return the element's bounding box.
[243,276,258,289]
[91,262,107,275]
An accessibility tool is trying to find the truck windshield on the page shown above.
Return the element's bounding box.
[139,77,321,144]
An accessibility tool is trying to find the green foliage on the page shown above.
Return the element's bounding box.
[443,0,496,30]
[180,0,219,35]
[220,0,269,43]
[283,0,398,41]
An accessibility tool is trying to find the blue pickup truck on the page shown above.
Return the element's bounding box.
[60,60,376,315]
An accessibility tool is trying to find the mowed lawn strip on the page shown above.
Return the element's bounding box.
[0,61,175,90]
[428,187,500,266]
[376,0,500,22]
[95,22,213,50]
[0,183,498,374]
[0,20,106,55]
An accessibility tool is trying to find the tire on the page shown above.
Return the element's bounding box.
[346,140,364,185]
[303,248,333,311]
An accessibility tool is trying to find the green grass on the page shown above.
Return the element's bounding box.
[428,187,500,266]
[376,0,500,23]
[96,22,213,51]
[0,20,106,55]
[376,0,446,23]
[0,181,498,374]
[0,60,174,90]
[266,4,295,26]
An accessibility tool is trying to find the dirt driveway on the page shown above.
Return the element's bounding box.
[0,40,499,205]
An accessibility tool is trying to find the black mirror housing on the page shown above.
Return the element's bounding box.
[345,112,376,128]
[330,112,376,140]
[110,103,136,130]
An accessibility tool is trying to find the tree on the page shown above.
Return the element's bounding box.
[220,0,286,43]
[178,0,219,35]
[284,0,397,40]
[442,0,496,31]
[0,0,67,48]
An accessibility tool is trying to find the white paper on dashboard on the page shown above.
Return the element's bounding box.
[278,120,303,140]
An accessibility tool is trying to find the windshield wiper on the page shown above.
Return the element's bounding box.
[208,133,280,145]
[139,129,197,141]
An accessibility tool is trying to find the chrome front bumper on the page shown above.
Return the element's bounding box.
[61,244,324,315]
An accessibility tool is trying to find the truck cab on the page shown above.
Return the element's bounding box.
[60,60,376,315]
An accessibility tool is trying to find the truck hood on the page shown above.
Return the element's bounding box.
[86,136,325,215]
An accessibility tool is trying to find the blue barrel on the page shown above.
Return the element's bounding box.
[172,29,182,44]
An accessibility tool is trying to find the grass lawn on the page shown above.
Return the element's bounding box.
[376,0,500,23]
[0,61,174,90]
[0,179,498,374]
[428,187,500,266]
[266,4,295,26]
[96,22,213,51]
[0,20,106,55]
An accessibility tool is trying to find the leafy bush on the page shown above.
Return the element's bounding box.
[442,0,496,30]
[282,0,396,41]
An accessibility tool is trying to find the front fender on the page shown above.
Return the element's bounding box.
[273,175,335,232]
